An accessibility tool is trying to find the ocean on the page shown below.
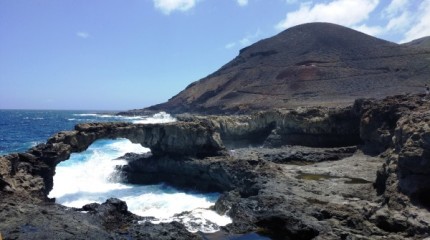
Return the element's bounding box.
[0,109,231,233]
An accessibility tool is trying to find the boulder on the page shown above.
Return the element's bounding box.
[0,196,201,240]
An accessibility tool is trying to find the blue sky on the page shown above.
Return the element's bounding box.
[1,0,429,110]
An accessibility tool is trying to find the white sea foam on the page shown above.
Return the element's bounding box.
[73,113,99,117]
[132,112,176,124]
[124,190,216,219]
[72,113,121,119]
[29,141,41,147]
[72,112,176,124]
[49,137,230,233]
[49,139,147,207]
[146,208,232,233]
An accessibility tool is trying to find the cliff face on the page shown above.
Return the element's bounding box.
[177,106,362,148]
[128,22,430,114]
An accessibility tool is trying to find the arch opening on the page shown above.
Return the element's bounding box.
[48,138,231,233]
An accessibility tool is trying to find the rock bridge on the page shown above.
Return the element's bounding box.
[0,121,225,197]
[2,94,430,208]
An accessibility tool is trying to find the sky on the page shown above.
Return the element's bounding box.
[1,0,429,110]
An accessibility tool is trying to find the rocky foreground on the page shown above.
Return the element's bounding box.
[1,94,430,239]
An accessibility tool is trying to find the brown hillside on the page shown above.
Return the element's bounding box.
[134,22,430,114]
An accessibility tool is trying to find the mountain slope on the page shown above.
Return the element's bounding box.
[136,22,430,114]
[403,36,430,49]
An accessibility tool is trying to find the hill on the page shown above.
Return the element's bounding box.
[128,22,430,114]
[403,36,430,49]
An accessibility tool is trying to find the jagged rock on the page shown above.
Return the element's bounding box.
[358,94,420,154]
[0,198,113,240]
[4,18,430,240]
[2,94,430,239]
[392,108,430,207]
[0,121,225,197]
[0,196,201,240]
[119,154,274,193]
[177,106,362,149]
[229,145,357,164]
[81,198,132,230]
[361,95,430,208]
[48,121,225,159]
[78,198,201,240]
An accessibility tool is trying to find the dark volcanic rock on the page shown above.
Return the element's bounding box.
[0,198,112,240]
[177,106,362,149]
[3,94,430,239]
[357,95,421,154]
[123,22,430,115]
[80,198,201,240]
[81,198,133,231]
[353,95,430,208]
[0,121,225,197]
[119,94,430,239]
[119,154,274,193]
[49,121,225,158]
[0,196,201,240]
[231,145,357,164]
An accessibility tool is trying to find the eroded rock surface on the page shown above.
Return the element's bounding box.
[0,197,201,240]
[0,121,222,239]
[1,94,430,239]
[0,121,225,197]
[177,106,362,149]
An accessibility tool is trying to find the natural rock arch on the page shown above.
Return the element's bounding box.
[1,122,225,197]
[47,122,225,160]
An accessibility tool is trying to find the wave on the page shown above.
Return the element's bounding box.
[28,141,42,148]
[73,113,99,117]
[71,112,176,124]
[132,112,176,124]
[48,138,229,233]
[143,208,232,233]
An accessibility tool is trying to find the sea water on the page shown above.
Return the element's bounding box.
[0,110,231,233]
[0,109,151,155]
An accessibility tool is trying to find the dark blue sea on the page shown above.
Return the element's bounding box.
[0,109,130,155]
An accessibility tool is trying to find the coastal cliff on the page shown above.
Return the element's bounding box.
[1,94,430,239]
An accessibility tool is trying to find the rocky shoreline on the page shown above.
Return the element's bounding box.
[1,94,430,239]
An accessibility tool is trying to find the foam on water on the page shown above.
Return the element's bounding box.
[148,208,233,233]
[132,112,176,124]
[71,112,176,123]
[48,139,146,206]
[49,113,229,233]
[72,113,100,117]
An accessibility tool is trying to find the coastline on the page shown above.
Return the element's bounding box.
[1,94,430,239]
